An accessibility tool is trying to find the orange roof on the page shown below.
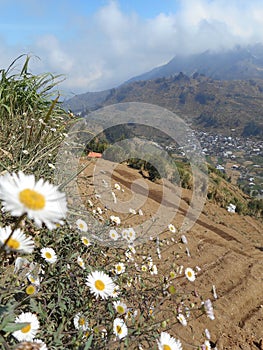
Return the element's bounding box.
[87,152,102,158]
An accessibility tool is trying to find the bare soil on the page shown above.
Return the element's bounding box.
[77,158,263,350]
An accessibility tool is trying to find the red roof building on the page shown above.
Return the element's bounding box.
[87,152,102,158]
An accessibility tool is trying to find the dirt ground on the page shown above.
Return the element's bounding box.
[76,158,263,350]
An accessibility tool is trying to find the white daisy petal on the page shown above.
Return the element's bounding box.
[168,224,176,233]
[76,219,88,232]
[114,262,126,275]
[12,312,39,342]
[113,301,128,315]
[157,331,182,350]
[73,312,89,331]
[113,318,128,339]
[81,236,91,247]
[185,267,196,282]
[0,226,34,253]
[0,171,67,230]
[109,229,120,241]
[41,247,57,263]
[86,270,116,299]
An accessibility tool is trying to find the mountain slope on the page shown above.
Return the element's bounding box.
[76,158,263,349]
[103,73,263,137]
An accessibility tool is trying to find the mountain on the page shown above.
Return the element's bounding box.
[63,44,263,137]
[126,43,263,83]
[102,73,263,137]
[63,89,111,114]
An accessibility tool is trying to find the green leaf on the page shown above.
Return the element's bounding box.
[83,334,93,350]
[2,322,29,333]
[0,305,9,317]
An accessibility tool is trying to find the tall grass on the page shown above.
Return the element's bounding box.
[0,55,73,179]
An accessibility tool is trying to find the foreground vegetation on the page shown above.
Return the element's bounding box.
[0,57,228,350]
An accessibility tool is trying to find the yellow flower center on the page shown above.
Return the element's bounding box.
[26,285,36,295]
[83,238,89,245]
[6,238,20,250]
[95,279,105,291]
[187,271,192,278]
[79,223,84,229]
[21,323,31,333]
[163,345,171,350]
[116,325,122,334]
[79,317,85,326]
[45,252,52,259]
[117,306,125,314]
[19,189,45,210]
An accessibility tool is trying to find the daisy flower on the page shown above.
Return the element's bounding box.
[141,265,148,272]
[26,284,37,295]
[129,208,136,215]
[27,273,41,286]
[86,270,116,299]
[12,312,39,341]
[114,183,121,190]
[0,171,67,230]
[204,299,215,320]
[128,245,136,254]
[73,313,89,331]
[41,247,57,263]
[114,262,126,275]
[150,264,158,275]
[157,332,182,350]
[0,226,34,253]
[122,228,136,242]
[87,199,93,207]
[177,313,187,326]
[76,219,88,232]
[185,267,196,282]
[204,328,211,339]
[113,318,128,339]
[112,285,121,297]
[126,228,136,242]
[110,215,121,225]
[202,340,211,350]
[77,256,85,269]
[109,229,120,241]
[168,224,176,233]
[97,207,103,215]
[81,236,91,247]
[181,235,188,244]
[113,301,128,315]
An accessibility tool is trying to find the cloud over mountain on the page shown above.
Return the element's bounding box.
[1,0,263,93]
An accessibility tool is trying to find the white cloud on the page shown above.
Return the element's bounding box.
[1,0,263,94]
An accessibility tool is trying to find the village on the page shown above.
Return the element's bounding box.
[165,129,263,198]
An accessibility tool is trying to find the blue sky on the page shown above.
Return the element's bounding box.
[1,0,263,96]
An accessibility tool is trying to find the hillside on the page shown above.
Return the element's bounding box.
[103,73,263,137]
[64,44,263,138]
[76,157,263,349]
[64,73,263,138]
